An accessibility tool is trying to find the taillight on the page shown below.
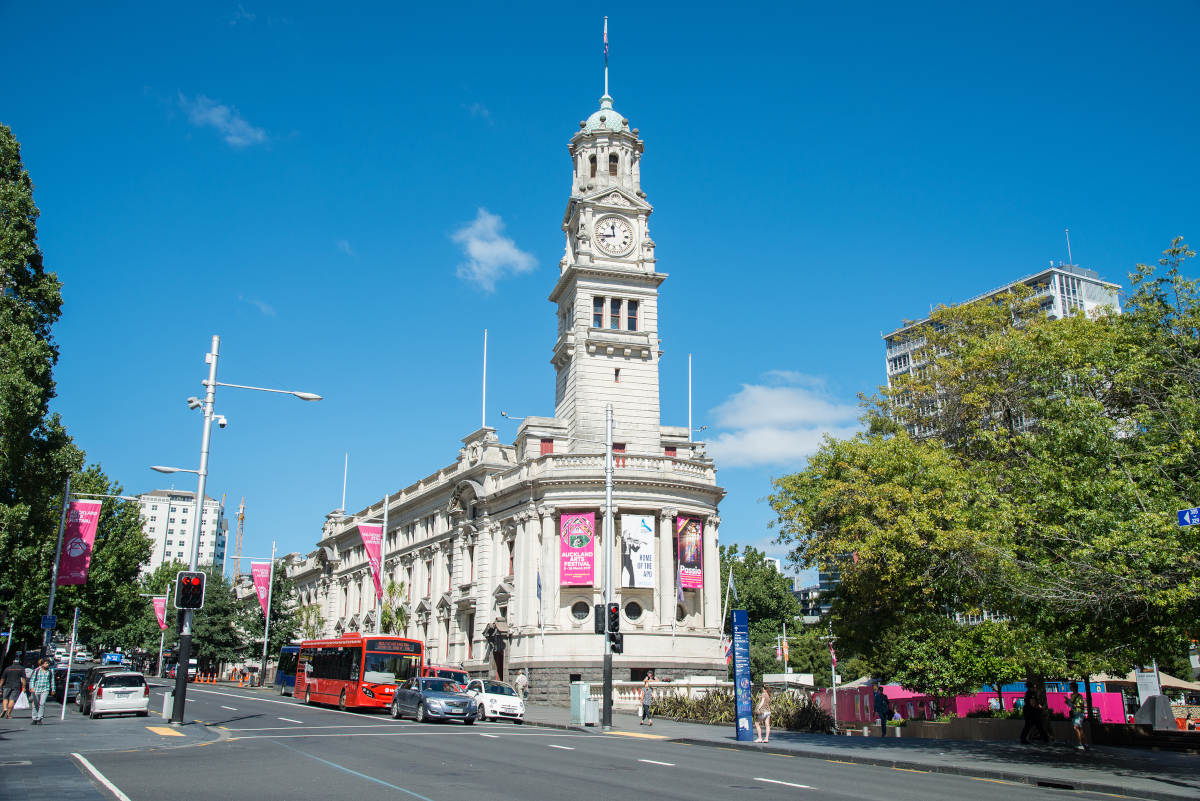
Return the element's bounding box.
[144,685,150,697]
[96,686,103,699]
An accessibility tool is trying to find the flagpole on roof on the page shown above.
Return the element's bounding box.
[603,16,609,97]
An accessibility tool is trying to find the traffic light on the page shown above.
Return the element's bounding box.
[174,571,206,610]
[609,632,624,654]
[594,604,606,634]
[606,602,620,634]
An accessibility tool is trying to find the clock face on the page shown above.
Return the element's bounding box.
[594,216,634,256]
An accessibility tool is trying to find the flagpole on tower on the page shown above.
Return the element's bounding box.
[603,16,609,97]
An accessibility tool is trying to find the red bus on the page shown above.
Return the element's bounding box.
[295,633,423,710]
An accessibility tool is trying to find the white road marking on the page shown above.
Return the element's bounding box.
[639,759,675,766]
[755,778,815,790]
[548,744,575,750]
[479,733,499,738]
[184,687,391,721]
[279,717,303,724]
[221,705,238,711]
[72,754,133,801]
[230,731,583,740]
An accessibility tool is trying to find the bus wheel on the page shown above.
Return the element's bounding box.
[304,688,312,705]
[279,682,288,696]
[338,690,347,712]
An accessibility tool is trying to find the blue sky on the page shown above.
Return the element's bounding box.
[4,2,1198,581]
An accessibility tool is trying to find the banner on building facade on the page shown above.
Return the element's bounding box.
[358,524,384,601]
[676,515,703,589]
[152,596,168,630]
[56,499,103,586]
[620,514,655,588]
[559,512,595,586]
[251,562,272,617]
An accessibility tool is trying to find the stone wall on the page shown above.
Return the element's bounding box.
[520,661,726,706]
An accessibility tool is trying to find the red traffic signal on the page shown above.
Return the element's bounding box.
[174,571,207,610]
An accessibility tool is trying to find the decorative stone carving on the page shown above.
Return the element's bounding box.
[601,191,632,207]
[660,507,678,520]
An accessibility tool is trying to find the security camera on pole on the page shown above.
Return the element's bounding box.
[151,335,321,724]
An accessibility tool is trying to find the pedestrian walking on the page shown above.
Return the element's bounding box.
[754,685,772,742]
[28,658,55,725]
[1068,682,1088,751]
[873,684,890,737]
[514,668,529,701]
[2,657,27,719]
[1019,684,1050,744]
[639,672,654,726]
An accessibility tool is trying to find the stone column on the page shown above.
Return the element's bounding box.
[538,505,556,628]
[704,515,721,630]
[658,508,677,628]
[520,508,539,628]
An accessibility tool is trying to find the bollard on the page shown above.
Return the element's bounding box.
[162,690,173,718]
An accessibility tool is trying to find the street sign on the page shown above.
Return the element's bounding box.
[1177,507,1200,527]
[40,615,56,629]
[731,609,753,742]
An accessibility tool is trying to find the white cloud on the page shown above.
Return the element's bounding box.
[237,294,276,317]
[706,372,860,468]
[229,5,256,25]
[336,239,354,256]
[451,208,536,292]
[178,93,268,148]
[463,102,493,125]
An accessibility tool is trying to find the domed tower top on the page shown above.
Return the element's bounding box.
[583,94,630,133]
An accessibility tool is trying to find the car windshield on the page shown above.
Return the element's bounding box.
[102,675,145,688]
[421,678,461,693]
[363,653,419,685]
[481,681,516,696]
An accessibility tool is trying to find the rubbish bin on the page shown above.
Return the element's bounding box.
[584,697,600,726]
[570,681,590,726]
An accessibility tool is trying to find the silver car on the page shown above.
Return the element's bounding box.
[390,677,477,724]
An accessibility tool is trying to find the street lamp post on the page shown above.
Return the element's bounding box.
[602,403,614,730]
[154,335,320,724]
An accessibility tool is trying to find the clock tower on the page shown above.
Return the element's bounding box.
[549,90,666,454]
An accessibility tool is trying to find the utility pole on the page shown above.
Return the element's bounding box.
[43,477,71,655]
[821,625,839,733]
[258,540,276,687]
[601,403,615,729]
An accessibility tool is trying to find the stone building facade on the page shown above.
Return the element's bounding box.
[286,88,726,703]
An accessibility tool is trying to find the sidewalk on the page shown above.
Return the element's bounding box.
[522,702,1200,801]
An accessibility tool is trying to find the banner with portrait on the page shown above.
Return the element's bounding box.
[559,512,595,586]
[676,515,703,589]
[57,499,103,586]
[620,514,655,588]
[358,524,384,602]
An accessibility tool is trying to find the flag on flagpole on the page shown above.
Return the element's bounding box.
[727,569,738,603]
[603,17,609,58]
[723,636,732,665]
[829,640,838,667]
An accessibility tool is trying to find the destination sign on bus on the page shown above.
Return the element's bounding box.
[367,639,420,654]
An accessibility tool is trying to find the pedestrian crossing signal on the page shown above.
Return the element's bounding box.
[174,571,206,610]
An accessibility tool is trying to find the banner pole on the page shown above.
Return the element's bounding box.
[44,477,71,654]
[259,541,276,686]
[378,495,388,635]
[60,607,80,719]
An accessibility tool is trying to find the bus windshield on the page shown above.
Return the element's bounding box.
[363,652,419,685]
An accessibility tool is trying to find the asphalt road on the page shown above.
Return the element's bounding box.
[56,682,1126,801]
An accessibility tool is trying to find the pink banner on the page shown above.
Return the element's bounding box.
[676,516,703,589]
[358,524,384,602]
[251,562,272,617]
[57,500,103,586]
[152,596,168,630]
[559,512,595,586]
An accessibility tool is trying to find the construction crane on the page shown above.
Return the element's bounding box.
[233,497,246,578]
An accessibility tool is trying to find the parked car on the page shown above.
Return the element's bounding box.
[390,677,477,724]
[78,665,127,715]
[74,651,93,662]
[88,672,150,718]
[420,665,470,685]
[464,679,525,723]
[52,666,84,704]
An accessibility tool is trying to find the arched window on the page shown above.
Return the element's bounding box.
[609,153,619,176]
[589,155,597,177]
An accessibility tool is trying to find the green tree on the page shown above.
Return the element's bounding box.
[297,604,325,640]
[242,563,301,660]
[718,544,801,641]
[0,123,84,648]
[378,579,409,635]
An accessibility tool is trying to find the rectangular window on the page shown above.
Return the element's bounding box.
[612,442,626,468]
[610,298,621,329]
[627,300,638,331]
[665,446,677,457]
[593,297,604,327]
[540,438,554,455]
[425,561,432,597]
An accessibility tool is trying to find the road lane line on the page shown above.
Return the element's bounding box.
[755,778,815,790]
[146,726,185,737]
[548,745,574,750]
[185,687,392,721]
[72,754,134,801]
[479,733,499,738]
[638,759,675,766]
[221,705,238,710]
[273,740,436,801]
[279,717,303,723]
[609,731,667,740]
[892,767,927,773]
[970,777,1018,785]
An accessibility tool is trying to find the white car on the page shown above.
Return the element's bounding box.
[465,679,525,723]
[89,671,150,718]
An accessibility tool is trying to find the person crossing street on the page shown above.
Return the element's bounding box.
[28,658,55,725]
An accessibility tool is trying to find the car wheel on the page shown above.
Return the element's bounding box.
[304,687,312,705]
[478,704,488,721]
[338,690,347,712]
[464,717,476,726]
[279,682,288,696]
[89,710,100,720]
[416,703,427,723]
[390,700,402,720]
[137,710,149,717]
[516,718,524,725]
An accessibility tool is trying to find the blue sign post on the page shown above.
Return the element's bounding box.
[40,615,56,630]
[731,609,754,741]
[1177,507,1200,527]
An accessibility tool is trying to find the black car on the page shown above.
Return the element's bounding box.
[78,665,126,715]
[390,677,477,724]
[52,665,84,704]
